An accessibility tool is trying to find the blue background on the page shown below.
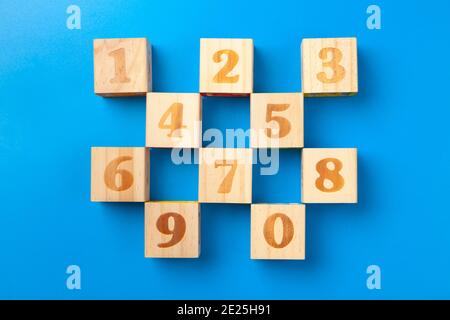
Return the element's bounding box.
[1,0,449,299]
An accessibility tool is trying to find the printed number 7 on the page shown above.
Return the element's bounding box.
[214,160,238,194]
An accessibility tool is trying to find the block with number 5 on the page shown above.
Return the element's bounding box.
[302,148,357,203]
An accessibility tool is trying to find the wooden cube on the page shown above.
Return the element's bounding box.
[199,38,253,96]
[198,148,252,203]
[91,147,149,202]
[94,38,151,96]
[301,38,357,96]
[251,204,305,260]
[146,93,202,148]
[145,201,200,258]
[250,93,304,148]
[302,148,357,203]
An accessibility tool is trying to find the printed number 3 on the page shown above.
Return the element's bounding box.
[316,47,345,84]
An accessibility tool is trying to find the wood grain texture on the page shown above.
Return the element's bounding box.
[200,38,253,96]
[94,38,152,96]
[91,147,149,202]
[251,204,305,260]
[250,93,304,148]
[145,201,200,258]
[302,148,357,203]
[301,38,357,96]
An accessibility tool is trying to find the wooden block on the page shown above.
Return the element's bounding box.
[146,93,202,148]
[251,204,305,260]
[198,148,252,203]
[199,38,253,96]
[91,147,149,202]
[94,38,151,96]
[145,201,200,258]
[301,38,357,96]
[250,93,304,148]
[302,148,357,203]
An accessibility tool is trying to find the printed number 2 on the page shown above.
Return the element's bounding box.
[214,160,238,193]
[263,213,294,248]
[213,49,239,83]
[109,48,130,84]
[316,47,345,84]
[315,158,344,192]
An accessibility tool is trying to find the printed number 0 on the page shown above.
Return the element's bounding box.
[104,156,134,191]
[156,212,186,248]
[265,104,291,138]
[212,50,239,83]
[316,47,345,84]
[214,160,238,193]
[109,48,131,84]
[263,213,294,248]
[158,102,186,137]
[315,158,344,192]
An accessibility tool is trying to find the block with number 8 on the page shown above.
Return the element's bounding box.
[302,148,357,203]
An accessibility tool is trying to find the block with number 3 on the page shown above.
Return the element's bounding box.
[146,93,202,148]
[302,148,357,203]
[145,202,200,258]
[251,204,305,260]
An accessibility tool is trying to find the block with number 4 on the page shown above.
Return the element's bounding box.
[251,204,305,260]
[199,148,252,203]
[94,38,152,96]
[145,202,200,258]
[146,93,201,148]
[302,148,357,203]
[91,147,149,202]
[250,93,304,148]
[301,38,357,96]
[200,38,253,96]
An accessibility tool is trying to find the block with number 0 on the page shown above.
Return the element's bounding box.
[302,148,357,203]
[146,93,202,148]
[91,147,149,202]
[251,204,305,260]
[200,38,253,96]
[301,38,357,96]
[145,201,200,258]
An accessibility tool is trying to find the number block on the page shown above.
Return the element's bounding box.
[251,204,305,260]
[199,38,253,96]
[301,38,357,96]
[198,148,252,203]
[146,93,201,148]
[94,38,152,96]
[91,147,149,202]
[145,201,200,258]
[250,93,304,148]
[302,148,357,203]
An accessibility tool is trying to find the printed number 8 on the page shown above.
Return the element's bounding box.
[315,158,344,192]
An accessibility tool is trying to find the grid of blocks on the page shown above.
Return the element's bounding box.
[91,37,359,260]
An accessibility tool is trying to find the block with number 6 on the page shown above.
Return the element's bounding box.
[251,204,305,260]
[91,147,149,202]
[145,201,200,258]
[302,148,357,203]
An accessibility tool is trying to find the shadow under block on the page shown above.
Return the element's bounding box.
[199,38,253,96]
[94,38,152,96]
[146,93,202,148]
[251,204,305,260]
[198,148,252,203]
[91,147,149,202]
[302,148,357,203]
[145,201,200,258]
[301,38,358,96]
[250,93,304,148]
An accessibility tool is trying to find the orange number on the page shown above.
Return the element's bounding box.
[158,102,187,137]
[212,49,239,83]
[265,104,291,138]
[315,158,344,192]
[263,213,294,248]
[316,47,345,84]
[156,212,186,248]
[214,160,238,193]
[109,48,131,84]
[104,156,134,191]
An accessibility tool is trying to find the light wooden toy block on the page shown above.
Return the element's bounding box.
[146,93,202,148]
[301,38,358,96]
[94,38,152,96]
[199,38,253,96]
[251,204,305,260]
[250,93,304,148]
[198,148,252,203]
[91,147,149,202]
[145,201,200,258]
[302,148,357,203]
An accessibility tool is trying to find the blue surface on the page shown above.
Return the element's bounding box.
[1,0,450,299]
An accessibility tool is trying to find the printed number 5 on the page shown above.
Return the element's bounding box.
[265,104,291,138]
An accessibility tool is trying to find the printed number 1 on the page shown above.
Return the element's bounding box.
[109,48,130,84]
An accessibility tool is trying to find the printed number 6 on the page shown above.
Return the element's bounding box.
[104,156,134,191]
